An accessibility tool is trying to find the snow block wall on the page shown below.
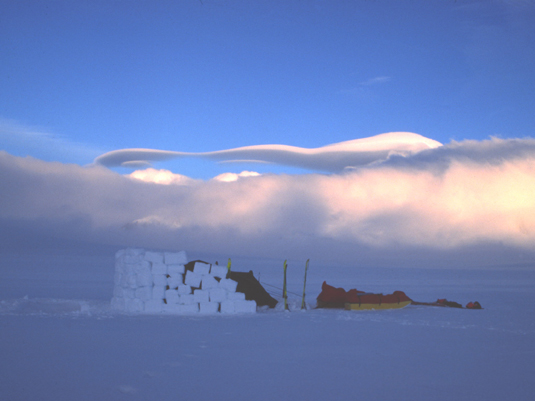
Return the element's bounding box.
[111,248,257,314]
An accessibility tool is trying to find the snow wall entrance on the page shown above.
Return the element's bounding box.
[111,248,256,314]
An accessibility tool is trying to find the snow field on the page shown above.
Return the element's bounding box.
[2,255,535,401]
[111,248,256,314]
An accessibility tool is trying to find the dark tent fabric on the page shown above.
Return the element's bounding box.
[184,261,278,308]
[227,270,278,309]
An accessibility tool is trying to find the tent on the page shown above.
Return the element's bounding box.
[227,270,278,309]
[316,281,412,309]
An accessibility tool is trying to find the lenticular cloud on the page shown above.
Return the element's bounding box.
[93,132,443,172]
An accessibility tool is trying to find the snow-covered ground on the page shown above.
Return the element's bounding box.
[1,252,534,400]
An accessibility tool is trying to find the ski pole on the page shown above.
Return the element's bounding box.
[283,260,289,311]
[301,259,309,310]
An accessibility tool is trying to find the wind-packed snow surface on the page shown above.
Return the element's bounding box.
[1,252,534,401]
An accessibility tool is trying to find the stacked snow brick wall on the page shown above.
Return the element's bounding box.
[111,248,257,314]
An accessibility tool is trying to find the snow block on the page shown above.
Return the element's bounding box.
[185,270,202,288]
[227,292,246,301]
[209,288,227,303]
[219,278,238,293]
[167,264,185,275]
[179,294,195,305]
[125,298,144,313]
[193,261,211,276]
[220,300,235,314]
[132,260,151,274]
[163,303,182,314]
[117,270,128,282]
[167,273,182,289]
[165,289,180,304]
[179,303,199,314]
[113,286,125,298]
[119,273,128,287]
[152,285,166,300]
[123,288,135,299]
[153,274,167,287]
[234,300,257,313]
[114,269,124,279]
[144,251,164,264]
[193,289,209,303]
[135,286,153,302]
[120,264,138,276]
[151,263,167,275]
[164,251,188,265]
[177,284,192,295]
[124,261,144,271]
[122,248,145,264]
[111,297,126,311]
[144,299,164,314]
[210,264,228,279]
[125,273,137,289]
[201,275,218,290]
[136,271,153,288]
[199,302,220,314]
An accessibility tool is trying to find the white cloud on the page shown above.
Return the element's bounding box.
[212,171,261,182]
[128,168,261,184]
[128,168,199,186]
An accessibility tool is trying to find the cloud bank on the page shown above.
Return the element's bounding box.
[2,135,535,268]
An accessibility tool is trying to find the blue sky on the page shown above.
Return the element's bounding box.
[2,0,534,178]
[1,0,535,267]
